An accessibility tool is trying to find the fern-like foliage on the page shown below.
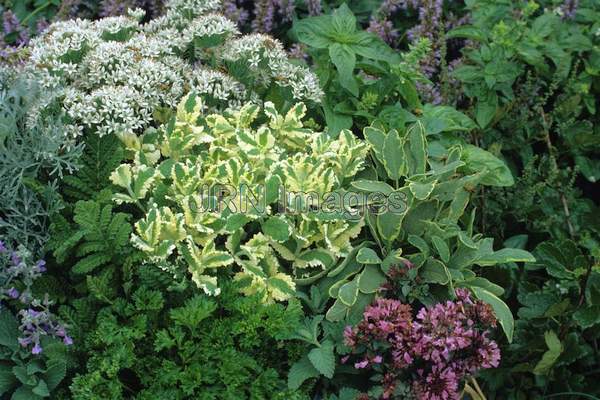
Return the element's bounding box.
[61,134,124,202]
[48,200,135,275]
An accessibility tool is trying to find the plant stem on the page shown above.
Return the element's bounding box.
[21,2,52,25]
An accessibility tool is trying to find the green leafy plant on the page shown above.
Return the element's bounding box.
[48,199,137,276]
[322,120,536,342]
[480,238,600,397]
[0,72,82,251]
[68,281,308,399]
[110,94,369,301]
[293,3,429,134]
[0,309,68,400]
[287,315,336,389]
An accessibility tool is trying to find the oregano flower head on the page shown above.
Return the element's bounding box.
[344,289,500,399]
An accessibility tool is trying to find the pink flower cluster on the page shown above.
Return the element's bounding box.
[343,289,500,400]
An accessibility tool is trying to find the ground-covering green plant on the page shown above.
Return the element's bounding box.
[67,281,308,399]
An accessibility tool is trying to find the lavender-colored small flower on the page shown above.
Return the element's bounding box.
[31,343,42,355]
[306,0,322,16]
[63,336,74,346]
[10,252,21,266]
[36,19,50,35]
[7,287,19,299]
[561,0,578,19]
[2,11,20,35]
[367,18,399,45]
[0,240,6,253]
[36,260,47,272]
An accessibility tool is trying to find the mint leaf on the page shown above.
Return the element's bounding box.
[329,43,358,96]
[308,340,336,378]
[288,356,320,389]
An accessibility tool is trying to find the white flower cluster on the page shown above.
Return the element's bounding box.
[25,0,323,138]
[222,34,324,103]
[180,14,239,49]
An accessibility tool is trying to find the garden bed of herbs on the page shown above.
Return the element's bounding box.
[0,0,599,399]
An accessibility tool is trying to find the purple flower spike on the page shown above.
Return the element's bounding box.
[2,11,20,35]
[63,336,73,346]
[0,240,6,253]
[7,287,20,299]
[561,0,579,19]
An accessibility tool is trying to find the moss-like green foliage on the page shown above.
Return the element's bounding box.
[68,281,309,400]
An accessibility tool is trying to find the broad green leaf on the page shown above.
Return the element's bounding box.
[406,122,427,175]
[421,105,477,134]
[0,309,19,350]
[376,210,404,243]
[420,259,450,284]
[288,356,320,390]
[32,380,49,397]
[363,126,385,161]
[329,43,358,96]
[331,3,356,36]
[573,306,600,329]
[294,17,334,48]
[10,387,42,400]
[464,277,504,297]
[267,276,297,298]
[409,181,436,200]
[338,279,359,306]
[289,316,324,343]
[338,388,362,400]
[475,92,498,128]
[446,25,486,41]
[262,217,291,242]
[110,164,132,188]
[472,287,514,342]
[477,248,536,266]
[382,129,405,180]
[351,31,400,64]
[461,144,514,187]
[356,248,382,264]
[533,331,563,375]
[308,340,336,378]
[351,180,394,195]
[431,236,450,263]
[358,267,387,293]
[45,359,66,391]
[0,365,17,395]
[191,274,220,296]
[326,298,349,322]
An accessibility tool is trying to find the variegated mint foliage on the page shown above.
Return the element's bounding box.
[25,0,322,139]
[110,94,368,302]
